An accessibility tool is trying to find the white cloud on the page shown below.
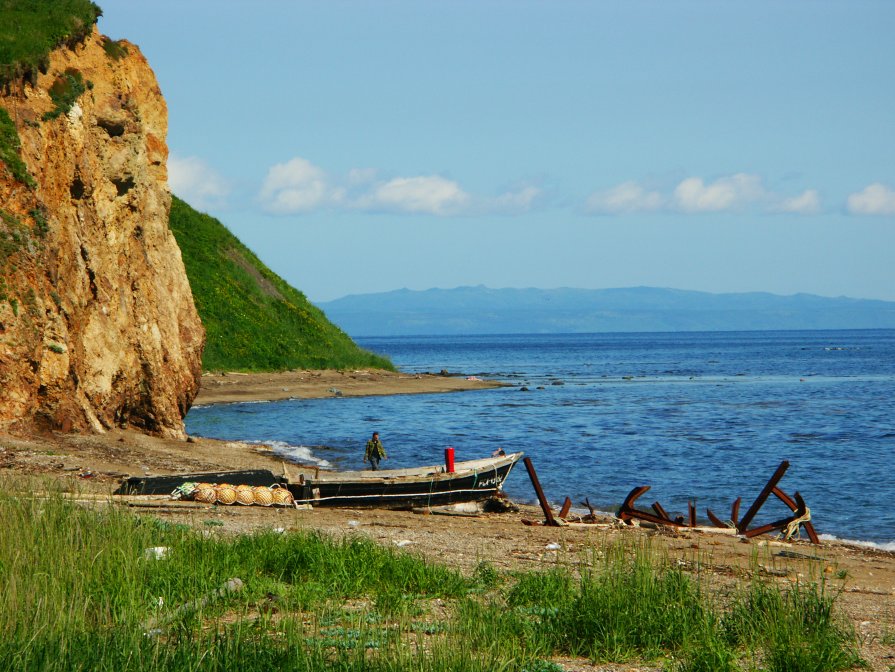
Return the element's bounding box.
[673,173,765,212]
[167,155,229,209]
[776,189,821,214]
[347,167,378,185]
[357,175,470,215]
[491,185,542,213]
[584,174,826,216]
[586,181,664,214]
[847,183,895,216]
[260,157,344,214]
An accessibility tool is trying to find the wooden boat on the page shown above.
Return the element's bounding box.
[114,452,524,509]
[285,451,524,509]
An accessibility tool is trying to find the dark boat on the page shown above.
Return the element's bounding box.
[115,469,284,496]
[285,452,523,509]
[113,452,524,509]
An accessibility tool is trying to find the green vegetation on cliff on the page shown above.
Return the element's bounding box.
[0,107,34,185]
[1,0,103,182]
[0,0,102,90]
[169,196,394,372]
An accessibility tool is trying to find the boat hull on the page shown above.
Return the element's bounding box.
[289,456,520,509]
[112,453,523,510]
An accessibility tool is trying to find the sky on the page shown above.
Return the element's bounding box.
[98,1,895,303]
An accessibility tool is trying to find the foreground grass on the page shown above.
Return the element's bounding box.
[0,486,864,672]
[169,196,395,372]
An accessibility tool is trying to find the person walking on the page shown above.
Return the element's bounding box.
[363,431,387,470]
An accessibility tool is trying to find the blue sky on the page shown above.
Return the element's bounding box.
[99,1,895,302]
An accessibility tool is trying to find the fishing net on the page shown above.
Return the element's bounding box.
[193,485,217,503]
[252,486,275,506]
[235,484,255,506]
[215,484,238,505]
[271,484,294,506]
[171,481,295,507]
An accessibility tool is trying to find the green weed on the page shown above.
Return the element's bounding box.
[101,36,128,60]
[42,68,85,120]
[472,560,501,590]
[723,577,864,672]
[0,106,35,186]
[1,209,30,267]
[30,208,48,236]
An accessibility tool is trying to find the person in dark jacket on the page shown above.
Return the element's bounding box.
[363,431,387,470]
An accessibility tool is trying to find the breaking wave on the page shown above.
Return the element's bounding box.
[250,440,332,468]
[819,534,895,553]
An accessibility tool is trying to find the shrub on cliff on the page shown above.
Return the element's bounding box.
[0,107,34,185]
[0,0,102,91]
[169,196,394,372]
[41,67,87,120]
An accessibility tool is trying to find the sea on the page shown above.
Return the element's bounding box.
[186,330,895,549]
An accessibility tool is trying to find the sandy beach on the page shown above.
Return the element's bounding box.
[1,370,893,670]
[194,369,505,405]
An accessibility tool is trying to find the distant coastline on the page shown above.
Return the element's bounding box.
[317,286,895,337]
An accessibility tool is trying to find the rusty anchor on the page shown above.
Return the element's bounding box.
[617,460,819,544]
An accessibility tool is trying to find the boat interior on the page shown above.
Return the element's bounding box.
[282,452,523,483]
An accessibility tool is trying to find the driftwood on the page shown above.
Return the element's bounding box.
[142,577,244,636]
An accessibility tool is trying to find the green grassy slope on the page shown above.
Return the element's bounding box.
[169,196,394,372]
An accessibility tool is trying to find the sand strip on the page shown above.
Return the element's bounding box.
[194,369,504,405]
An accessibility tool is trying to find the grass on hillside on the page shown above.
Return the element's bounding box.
[0,484,865,672]
[168,196,394,372]
[0,0,102,90]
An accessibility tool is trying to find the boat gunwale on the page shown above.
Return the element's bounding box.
[287,452,524,484]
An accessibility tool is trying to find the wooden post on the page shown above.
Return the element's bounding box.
[523,457,557,526]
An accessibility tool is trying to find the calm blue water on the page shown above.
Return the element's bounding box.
[186,330,895,547]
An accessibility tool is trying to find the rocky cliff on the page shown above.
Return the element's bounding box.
[0,26,204,438]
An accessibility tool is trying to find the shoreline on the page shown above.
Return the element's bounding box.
[194,369,505,406]
[2,369,894,668]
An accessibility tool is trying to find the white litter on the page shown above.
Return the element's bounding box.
[143,546,169,560]
[545,542,561,550]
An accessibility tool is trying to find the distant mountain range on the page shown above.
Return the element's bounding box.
[316,286,895,337]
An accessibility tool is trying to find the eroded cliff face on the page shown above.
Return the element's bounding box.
[0,27,204,438]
